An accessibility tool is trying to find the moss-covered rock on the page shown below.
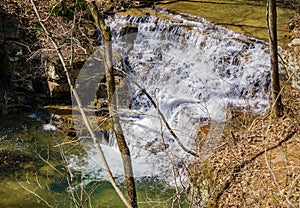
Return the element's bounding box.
[0,139,37,175]
[189,159,215,207]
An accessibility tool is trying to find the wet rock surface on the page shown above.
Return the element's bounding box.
[284,15,300,89]
[0,0,100,115]
[0,2,47,115]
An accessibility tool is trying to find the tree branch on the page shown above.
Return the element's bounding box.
[30,1,133,207]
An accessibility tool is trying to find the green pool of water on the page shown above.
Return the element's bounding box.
[0,114,187,207]
[0,173,186,207]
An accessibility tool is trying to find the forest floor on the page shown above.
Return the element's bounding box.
[190,15,300,207]
[191,84,300,207]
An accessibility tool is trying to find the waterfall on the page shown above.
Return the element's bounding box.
[69,9,271,186]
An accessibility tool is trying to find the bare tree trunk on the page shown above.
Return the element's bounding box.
[88,2,138,208]
[268,0,284,117]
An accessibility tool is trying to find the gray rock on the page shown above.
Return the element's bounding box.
[290,37,300,46]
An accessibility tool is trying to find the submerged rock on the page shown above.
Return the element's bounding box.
[0,139,36,175]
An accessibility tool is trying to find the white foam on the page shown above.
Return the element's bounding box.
[42,123,56,131]
[69,10,271,187]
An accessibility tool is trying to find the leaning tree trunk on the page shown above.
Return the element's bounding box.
[268,0,284,117]
[88,2,138,208]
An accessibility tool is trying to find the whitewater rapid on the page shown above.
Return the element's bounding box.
[68,8,271,187]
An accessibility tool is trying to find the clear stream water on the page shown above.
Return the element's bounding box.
[1,7,274,208]
[0,113,182,207]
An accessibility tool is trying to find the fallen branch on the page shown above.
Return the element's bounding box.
[215,130,297,204]
[140,87,200,157]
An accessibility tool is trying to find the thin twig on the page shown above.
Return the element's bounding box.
[17,179,54,208]
[36,153,64,176]
[264,141,293,206]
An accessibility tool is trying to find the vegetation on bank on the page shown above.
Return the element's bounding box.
[190,85,300,207]
[189,9,300,206]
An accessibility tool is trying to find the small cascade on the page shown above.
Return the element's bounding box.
[69,9,271,186]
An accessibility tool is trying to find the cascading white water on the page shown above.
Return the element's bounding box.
[69,9,271,187]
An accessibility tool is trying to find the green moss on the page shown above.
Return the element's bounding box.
[197,131,206,152]
[159,0,295,45]
[190,159,215,207]
[117,1,294,45]
[32,22,44,35]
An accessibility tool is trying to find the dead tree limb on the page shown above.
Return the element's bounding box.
[140,87,200,157]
